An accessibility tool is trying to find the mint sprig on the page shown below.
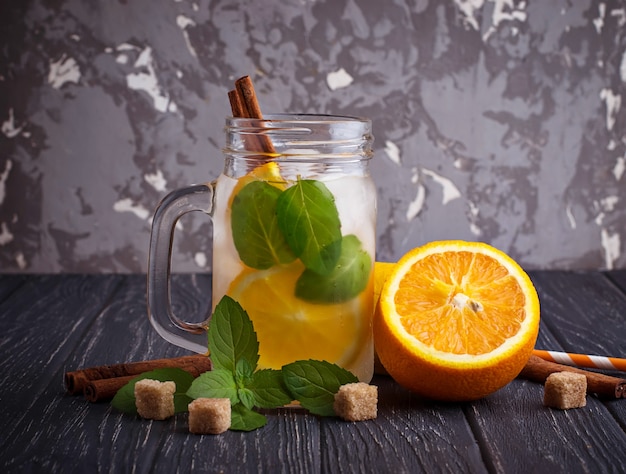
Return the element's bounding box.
[187,296,360,430]
[188,296,292,430]
[111,296,361,431]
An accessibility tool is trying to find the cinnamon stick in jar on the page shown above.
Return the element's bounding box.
[519,355,626,399]
[228,89,246,118]
[229,75,276,155]
[234,76,262,117]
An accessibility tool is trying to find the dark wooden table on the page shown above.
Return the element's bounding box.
[1,271,626,473]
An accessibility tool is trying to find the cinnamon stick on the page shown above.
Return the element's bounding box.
[235,75,264,119]
[85,375,136,402]
[65,355,212,395]
[231,75,276,154]
[83,354,215,403]
[228,89,245,118]
[519,355,626,399]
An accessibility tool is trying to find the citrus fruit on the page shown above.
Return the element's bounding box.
[374,261,395,304]
[227,260,370,371]
[373,261,397,374]
[228,161,285,206]
[373,240,540,401]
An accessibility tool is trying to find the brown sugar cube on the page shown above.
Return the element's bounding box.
[134,379,176,420]
[544,372,587,409]
[333,382,378,421]
[188,398,231,434]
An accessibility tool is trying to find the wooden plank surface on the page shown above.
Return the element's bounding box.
[0,274,27,303]
[0,273,625,473]
[320,382,487,474]
[0,275,123,472]
[607,269,626,295]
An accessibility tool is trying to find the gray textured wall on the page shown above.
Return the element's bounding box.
[1,0,625,273]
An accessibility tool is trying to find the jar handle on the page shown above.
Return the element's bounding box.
[147,183,214,354]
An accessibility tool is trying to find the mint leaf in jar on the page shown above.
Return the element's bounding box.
[231,180,296,270]
[295,234,372,303]
[276,179,342,276]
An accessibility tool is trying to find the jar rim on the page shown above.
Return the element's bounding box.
[226,113,371,126]
[224,113,373,161]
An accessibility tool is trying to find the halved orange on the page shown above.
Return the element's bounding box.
[373,240,540,401]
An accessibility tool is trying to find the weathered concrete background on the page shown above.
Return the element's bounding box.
[1,0,625,273]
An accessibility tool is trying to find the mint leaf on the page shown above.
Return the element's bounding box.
[186,369,238,405]
[235,359,256,409]
[231,180,296,269]
[208,296,259,373]
[296,234,372,303]
[173,393,194,413]
[111,368,195,415]
[235,358,255,382]
[282,360,358,416]
[276,179,342,275]
[238,388,256,410]
[247,369,293,408]
[230,404,267,431]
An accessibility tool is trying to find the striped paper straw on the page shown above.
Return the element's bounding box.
[533,349,626,372]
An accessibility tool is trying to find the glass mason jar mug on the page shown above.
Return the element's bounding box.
[147,114,376,382]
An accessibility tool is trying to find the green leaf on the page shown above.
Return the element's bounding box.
[208,296,259,373]
[230,404,268,431]
[276,179,342,275]
[235,358,255,383]
[247,369,294,408]
[238,388,256,410]
[282,360,358,416]
[173,393,194,413]
[111,368,195,415]
[296,234,372,303]
[231,180,296,269]
[234,359,256,409]
[186,369,239,405]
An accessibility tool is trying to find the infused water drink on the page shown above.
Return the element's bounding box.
[148,115,376,382]
[212,166,376,381]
